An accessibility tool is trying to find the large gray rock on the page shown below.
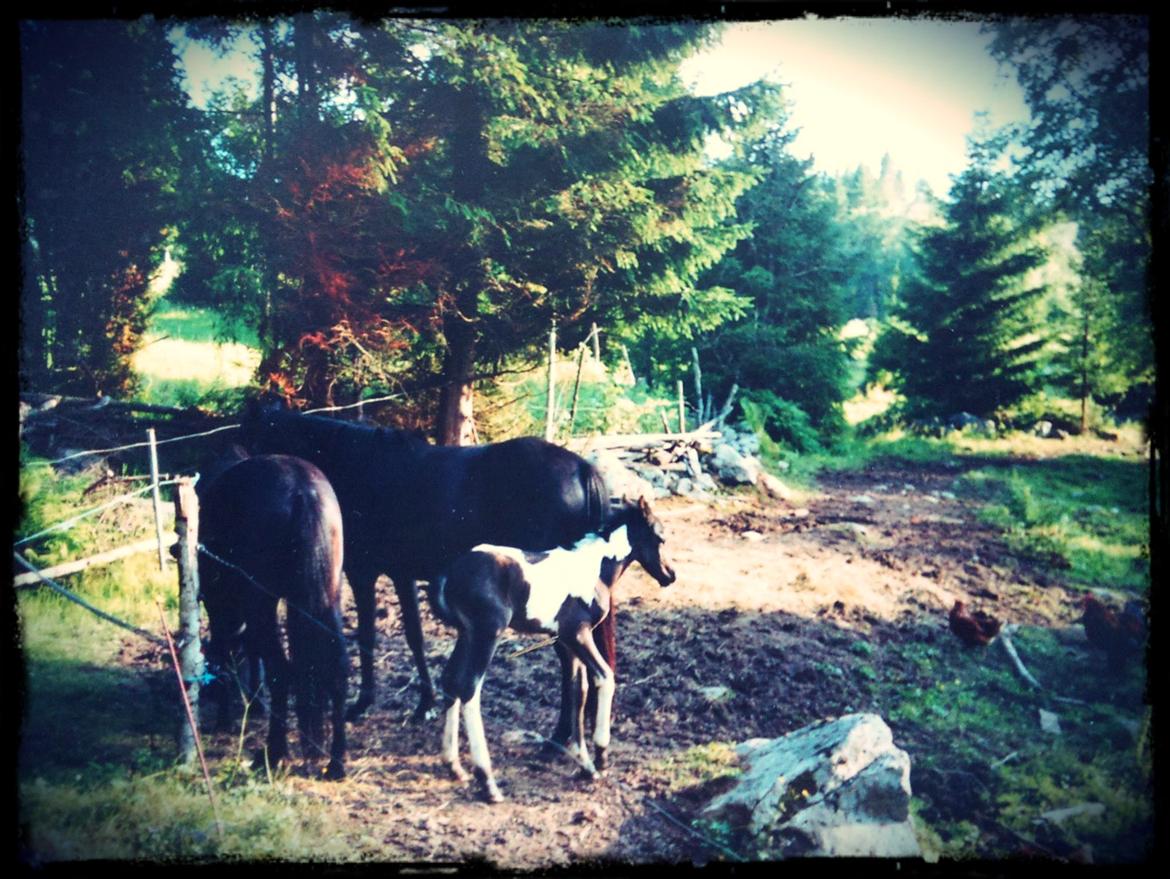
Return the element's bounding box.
[703,713,922,859]
[711,443,760,486]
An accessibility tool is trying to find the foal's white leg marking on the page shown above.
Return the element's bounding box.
[565,661,598,776]
[442,700,468,781]
[592,666,616,751]
[462,685,503,802]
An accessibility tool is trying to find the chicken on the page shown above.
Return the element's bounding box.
[1081,595,1146,672]
[949,600,1002,647]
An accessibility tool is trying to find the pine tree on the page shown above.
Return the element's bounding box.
[871,132,1049,419]
[692,125,852,446]
[20,20,192,396]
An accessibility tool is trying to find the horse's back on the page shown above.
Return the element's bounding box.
[200,455,343,596]
[471,437,608,549]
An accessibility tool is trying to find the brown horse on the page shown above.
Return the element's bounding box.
[197,453,349,779]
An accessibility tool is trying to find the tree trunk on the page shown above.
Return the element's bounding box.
[260,22,277,165]
[436,321,477,446]
[1080,306,1091,434]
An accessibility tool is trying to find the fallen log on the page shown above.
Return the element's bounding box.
[566,428,721,452]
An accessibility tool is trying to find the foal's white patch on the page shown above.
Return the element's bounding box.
[473,527,630,630]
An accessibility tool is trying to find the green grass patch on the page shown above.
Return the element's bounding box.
[649,741,742,795]
[954,455,1149,592]
[132,302,261,410]
[20,767,376,863]
[149,306,258,348]
[879,627,1151,862]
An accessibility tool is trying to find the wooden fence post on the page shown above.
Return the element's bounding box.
[590,322,600,362]
[691,347,705,424]
[677,379,686,434]
[174,477,204,764]
[545,321,557,442]
[148,428,167,571]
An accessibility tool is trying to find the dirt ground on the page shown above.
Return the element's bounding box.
[131,459,1115,868]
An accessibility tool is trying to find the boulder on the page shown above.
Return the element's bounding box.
[759,471,795,501]
[711,443,760,486]
[702,713,922,859]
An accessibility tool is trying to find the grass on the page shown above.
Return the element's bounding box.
[16,381,1154,863]
[879,627,1152,862]
[954,453,1149,593]
[132,302,261,410]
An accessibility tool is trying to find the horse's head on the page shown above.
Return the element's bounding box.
[239,395,292,453]
[622,496,676,588]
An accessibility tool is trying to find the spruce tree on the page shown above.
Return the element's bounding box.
[872,131,1049,419]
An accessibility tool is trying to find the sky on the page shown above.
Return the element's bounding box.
[176,16,1030,198]
[680,17,1030,196]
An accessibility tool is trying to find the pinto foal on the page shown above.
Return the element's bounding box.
[430,496,676,803]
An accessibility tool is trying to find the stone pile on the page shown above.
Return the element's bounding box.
[579,421,788,501]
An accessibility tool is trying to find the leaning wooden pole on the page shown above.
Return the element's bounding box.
[567,343,587,437]
[545,321,557,442]
[148,428,167,571]
[173,477,205,765]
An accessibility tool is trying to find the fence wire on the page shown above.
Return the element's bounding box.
[13,551,166,646]
[15,479,184,548]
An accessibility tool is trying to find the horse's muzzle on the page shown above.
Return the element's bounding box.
[657,563,677,587]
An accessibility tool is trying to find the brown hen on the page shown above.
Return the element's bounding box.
[949,600,1002,647]
[1081,595,1145,672]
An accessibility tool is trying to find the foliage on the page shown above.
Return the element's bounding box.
[666,130,852,446]
[740,391,822,456]
[19,20,194,397]
[834,155,931,320]
[870,127,1050,420]
[173,18,783,443]
[986,16,1153,416]
[955,456,1149,592]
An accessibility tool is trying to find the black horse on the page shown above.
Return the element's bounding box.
[240,399,611,723]
[197,452,349,780]
[431,496,676,803]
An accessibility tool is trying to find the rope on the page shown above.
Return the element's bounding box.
[15,479,184,547]
[302,393,403,416]
[13,551,166,646]
[195,544,355,651]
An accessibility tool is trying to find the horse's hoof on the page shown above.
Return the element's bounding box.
[448,763,470,783]
[410,702,438,724]
[595,749,608,772]
[321,761,346,781]
[482,783,505,804]
[474,768,504,803]
[575,767,601,783]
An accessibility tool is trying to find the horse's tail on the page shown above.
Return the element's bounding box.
[581,459,610,535]
[290,485,344,623]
